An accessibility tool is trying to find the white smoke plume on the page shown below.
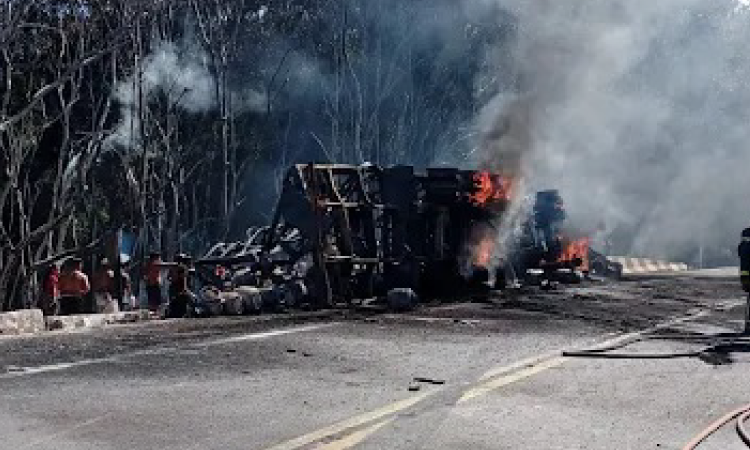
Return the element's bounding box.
[476,0,750,263]
[108,40,214,149]
[109,38,267,150]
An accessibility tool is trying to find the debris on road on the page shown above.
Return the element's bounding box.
[413,377,446,385]
[191,164,627,320]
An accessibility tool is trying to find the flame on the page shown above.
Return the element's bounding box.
[470,172,513,206]
[559,237,590,271]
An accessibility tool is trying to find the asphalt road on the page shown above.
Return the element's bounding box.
[1,275,749,450]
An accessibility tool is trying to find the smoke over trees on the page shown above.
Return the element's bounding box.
[477,0,750,266]
[3,0,750,309]
[0,0,509,309]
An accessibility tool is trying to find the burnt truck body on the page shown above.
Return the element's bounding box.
[197,164,614,310]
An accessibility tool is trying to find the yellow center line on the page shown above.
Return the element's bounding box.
[260,310,713,449]
[312,418,394,450]
[478,349,564,382]
[315,355,569,448]
[458,356,567,403]
[261,390,436,450]
[461,310,713,405]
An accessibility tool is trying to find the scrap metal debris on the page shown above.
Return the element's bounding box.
[194,164,622,314]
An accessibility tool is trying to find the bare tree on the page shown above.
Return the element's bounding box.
[0,1,128,310]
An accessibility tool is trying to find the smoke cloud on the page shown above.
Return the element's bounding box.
[477,0,750,264]
[109,37,267,151]
[109,40,214,149]
[103,1,750,265]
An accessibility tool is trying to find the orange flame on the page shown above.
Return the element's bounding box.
[470,172,513,206]
[559,237,590,271]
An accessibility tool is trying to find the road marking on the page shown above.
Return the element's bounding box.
[289,353,572,449]
[261,391,436,450]
[460,310,714,404]
[459,356,567,403]
[0,358,120,379]
[313,418,394,450]
[563,310,710,354]
[478,349,567,382]
[261,309,718,449]
[0,323,336,379]
[194,323,338,347]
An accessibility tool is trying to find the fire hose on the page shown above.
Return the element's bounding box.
[562,331,750,448]
[739,409,750,448]
[680,403,750,449]
[562,332,750,360]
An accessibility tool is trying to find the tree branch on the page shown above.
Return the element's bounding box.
[0,39,126,132]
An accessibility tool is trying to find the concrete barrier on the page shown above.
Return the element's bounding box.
[607,256,689,275]
[46,309,156,332]
[0,309,45,336]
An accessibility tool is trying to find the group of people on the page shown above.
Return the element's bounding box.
[40,257,133,316]
[145,252,196,318]
[40,251,196,318]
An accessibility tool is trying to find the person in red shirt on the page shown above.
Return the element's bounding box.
[40,265,60,316]
[58,257,90,315]
[145,252,164,312]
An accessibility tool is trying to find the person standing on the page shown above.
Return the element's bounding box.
[167,254,194,318]
[120,258,135,310]
[58,257,90,315]
[40,264,60,316]
[145,252,164,312]
[92,258,118,314]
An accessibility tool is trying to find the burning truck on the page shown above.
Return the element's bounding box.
[195,164,621,313]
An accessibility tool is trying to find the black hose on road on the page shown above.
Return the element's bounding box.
[561,326,750,447]
[562,349,702,359]
[562,331,750,360]
[737,410,750,448]
[563,332,750,448]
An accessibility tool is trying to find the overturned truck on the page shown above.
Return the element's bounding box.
[198,164,619,311]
